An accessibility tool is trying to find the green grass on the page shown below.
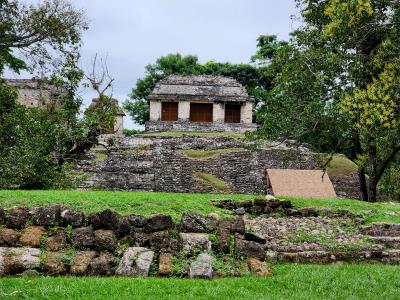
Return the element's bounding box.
[317,154,358,177]
[94,152,108,162]
[0,190,253,220]
[0,190,400,224]
[194,173,230,192]
[181,148,247,159]
[142,131,245,139]
[286,196,400,224]
[0,264,399,299]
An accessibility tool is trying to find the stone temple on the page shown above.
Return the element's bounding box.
[145,75,258,133]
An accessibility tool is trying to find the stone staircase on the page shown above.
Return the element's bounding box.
[362,224,400,262]
[75,146,156,191]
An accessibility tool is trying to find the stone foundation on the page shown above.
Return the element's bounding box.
[145,121,258,134]
[75,135,318,195]
[0,200,399,278]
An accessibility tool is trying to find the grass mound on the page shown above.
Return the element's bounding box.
[318,154,358,177]
[0,190,400,223]
[194,173,230,192]
[181,148,246,159]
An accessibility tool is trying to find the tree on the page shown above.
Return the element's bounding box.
[0,0,87,74]
[256,0,400,201]
[0,0,88,189]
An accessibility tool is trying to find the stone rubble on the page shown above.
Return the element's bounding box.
[0,201,397,278]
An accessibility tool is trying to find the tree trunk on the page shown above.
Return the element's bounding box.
[367,137,378,202]
[352,131,368,201]
[359,169,368,201]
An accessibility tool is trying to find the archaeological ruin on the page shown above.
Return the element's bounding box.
[146,75,258,133]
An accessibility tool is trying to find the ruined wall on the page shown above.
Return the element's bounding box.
[145,121,258,134]
[6,79,63,108]
[75,136,317,194]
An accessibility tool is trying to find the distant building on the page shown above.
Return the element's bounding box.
[146,75,257,133]
[6,78,125,135]
[6,78,64,108]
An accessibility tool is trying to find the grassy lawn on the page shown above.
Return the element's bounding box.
[0,264,399,299]
[0,190,399,223]
[0,190,254,220]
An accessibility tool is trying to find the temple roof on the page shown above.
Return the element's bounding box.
[147,75,252,103]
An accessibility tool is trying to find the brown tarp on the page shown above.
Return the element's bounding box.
[266,169,337,198]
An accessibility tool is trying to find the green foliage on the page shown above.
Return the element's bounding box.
[254,0,400,201]
[0,0,88,75]
[379,160,400,201]
[123,129,144,136]
[84,95,119,135]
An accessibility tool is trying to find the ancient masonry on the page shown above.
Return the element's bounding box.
[0,199,399,278]
[75,135,359,198]
[146,75,258,133]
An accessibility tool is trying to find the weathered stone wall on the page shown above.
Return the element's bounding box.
[75,136,316,194]
[0,201,399,278]
[145,121,258,134]
[6,79,63,108]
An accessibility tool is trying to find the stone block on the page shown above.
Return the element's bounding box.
[46,230,68,251]
[20,226,46,248]
[145,215,174,233]
[0,229,19,247]
[158,252,173,276]
[31,205,66,226]
[179,233,211,256]
[116,247,154,277]
[94,230,117,251]
[6,207,29,229]
[0,247,41,275]
[234,239,265,261]
[71,251,97,275]
[180,212,217,233]
[247,257,272,276]
[60,208,85,227]
[44,252,68,275]
[72,227,95,248]
[189,253,214,279]
[89,209,122,231]
[88,252,116,276]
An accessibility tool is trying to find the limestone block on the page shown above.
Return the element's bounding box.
[189,253,214,279]
[116,247,154,277]
[158,252,173,276]
[71,251,97,275]
[240,102,253,124]
[149,101,161,121]
[179,233,211,256]
[213,103,225,123]
[0,247,41,275]
[178,101,190,121]
[247,257,272,276]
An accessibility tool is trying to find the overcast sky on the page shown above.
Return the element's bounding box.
[11,0,300,129]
